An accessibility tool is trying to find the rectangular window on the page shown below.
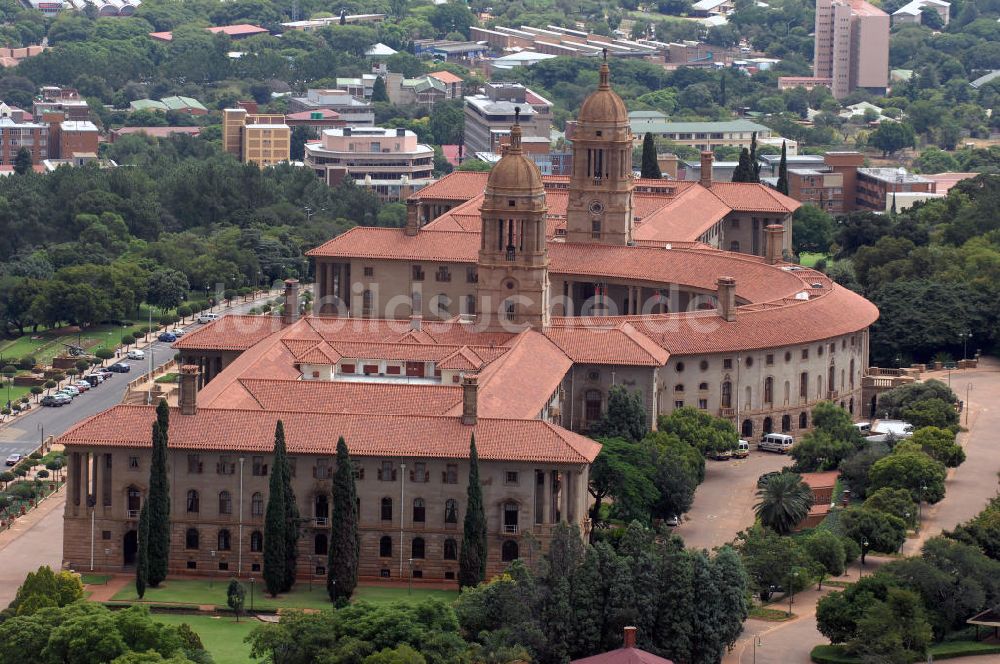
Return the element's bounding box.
[412,462,427,482]
[723,358,733,370]
[505,471,519,485]
[217,456,235,475]
[341,363,356,373]
[443,464,458,484]
[128,456,139,470]
[186,454,201,474]
[315,457,331,480]
[252,456,268,477]
[379,460,395,481]
[412,265,424,281]
[363,267,374,277]
[287,457,297,478]
[766,354,774,366]
[466,267,478,283]
[698,399,708,409]
[436,266,451,282]
[801,349,809,360]
[674,400,684,408]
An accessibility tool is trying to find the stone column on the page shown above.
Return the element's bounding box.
[541,470,552,524]
[71,452,81,511]
[81,452,90,508]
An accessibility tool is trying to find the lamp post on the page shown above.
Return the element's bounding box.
[918,484,927,528]
[238,457,245,575]
[408,558,414,595]
[752,633,762,664]
[861,537,869,573]
[249,577,255,611]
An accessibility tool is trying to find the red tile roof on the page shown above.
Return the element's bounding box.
[572,648,674,664]
[207,24,269,36]
[173,315,287,351]
[238,378,462,415]
[307,227,480,262]
[706,182,801,214]
[407,171,489,201]
[543,324,669,366]
[428,70,463,84]
[58,405,601,464]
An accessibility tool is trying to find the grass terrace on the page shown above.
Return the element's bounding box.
[111,579,459,611]
[152,614,256,664]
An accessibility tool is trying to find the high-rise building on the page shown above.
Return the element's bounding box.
[813,0,889,99]
[463,82,552,156]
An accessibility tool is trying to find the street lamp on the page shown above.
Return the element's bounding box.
[752,633,762,664]
[788,570,799,617]
[249,577,255,611]
[408,557,414,595]
[959,332,972,361]
[861,538,869,572]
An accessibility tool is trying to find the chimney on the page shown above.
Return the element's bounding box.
[410,313,422,331]
[765,224,785,265]
[716,276,736,322]
[658,152,679,179]
[179,364,199,416]
[700,150,714,188]
[623,626,637,649]
[283,279,300,325]
[404,201,420,236]
[461,374,478,426]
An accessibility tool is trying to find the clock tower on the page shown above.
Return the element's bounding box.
[565,52,635,245]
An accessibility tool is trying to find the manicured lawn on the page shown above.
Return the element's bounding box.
[81,574,111,585]
[153,613,256,664]
[0,321,149,367]
[799,252,831,268]
[112,579,458,610]
[811,641,1000,663]
[749,606,794,621]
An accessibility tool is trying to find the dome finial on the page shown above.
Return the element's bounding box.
[509,106,522,154]
[599,49,610,90]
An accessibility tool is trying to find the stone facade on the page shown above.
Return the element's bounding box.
[63,446,590,580]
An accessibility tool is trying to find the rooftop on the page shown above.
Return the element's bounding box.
[857,167,932,184]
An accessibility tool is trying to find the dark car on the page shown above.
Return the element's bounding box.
[158,332,177,342]
[108,362,131,373]
[85,375,100,387]
[41,395,64,407]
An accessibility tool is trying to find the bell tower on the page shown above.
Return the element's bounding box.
[565,52,635,245]
[476,109,550,331]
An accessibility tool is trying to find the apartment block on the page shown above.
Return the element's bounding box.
[0,114,48,165]
[303,126,435,200]
[47,119,100,159]
[222,108,290,166]
[814,0,889,99]
[463,82,553,156]
[287,89,375,126]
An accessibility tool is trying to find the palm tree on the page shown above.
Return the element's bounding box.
[754,472,814,535]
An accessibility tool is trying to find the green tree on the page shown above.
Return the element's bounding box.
[146,400,170,587]
[640,133,661,179]
[135,502,150,599]
[588,437,659,523]
[840,507,907,563]
[869,121,916,156]
[372,76,389,103]
[657,406,737,457]
[328,436,359,602]
[803,530,846,589]
[863,487,918,527]
[754,472,814,534]
[901,397,959,429]
[428,3,475,38]
[147,269,189,311]
[263,422,288,597]
[227,578,246,621]
[459,435,487,588]
[13,147,32,176]
[735,525,812,600]
[909,426,964,467]
[591,385,647,442]
[791,430,857,472]
[775,141,789,195]
[731,147,753,182]
[868,449,947,503]
[850,587,932,662]
[647,432,704,520]
[8,565,84,615]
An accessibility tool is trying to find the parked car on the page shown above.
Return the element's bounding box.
[734,439,751,458]
[197,312,220,324]
[158,332,177,342]
[52,393,72,405]
[172,328,187,337]
[127,349,145,360]
[85,375,101,387]
[41,395,65,407]
[665,515,681,527]
[108,363,131,373]
[711,448,733,460]
[73,380,91,392]
[5,454,22,466]
[758,433,794,454]
[92,369,113,379]
[60,385,80,397]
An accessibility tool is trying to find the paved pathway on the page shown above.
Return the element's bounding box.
[0,488,65,608]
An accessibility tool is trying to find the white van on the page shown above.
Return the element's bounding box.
[197,312,221,324]
[853,422,871,436]
[759,433,794,454]
[734,439,750,458]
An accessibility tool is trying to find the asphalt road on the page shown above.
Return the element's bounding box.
[0,295,277,458]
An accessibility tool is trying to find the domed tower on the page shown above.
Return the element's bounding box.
[476,109,550,331]
[565,52,635,245]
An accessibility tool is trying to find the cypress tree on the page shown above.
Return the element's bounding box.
[372,76,389,103]
[147,399,171,587]
[458,435,487,588]
[273,421,300,592]
[731,148,752,182]
[135,502,149,598]
[640,133,661,179]
[263,422,288,597]
[776,140,789,195]
[328,437,359,602]
[748,131,761,183]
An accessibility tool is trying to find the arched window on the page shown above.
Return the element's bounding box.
[443,538,458,560]
[381,497,393,521]
[849,397,854,414]
[412,537,425,559]
[186,490,199,513]
[674,383,685,392]
[799,412,808,429]
[502,540,519,562]
[742,419,754,438]
[850,359,856,388]
[315,533,328,556]
[379,536,392,558]
[721,381,732,409]
[698,382,709,391]
[412,498,425,523]
[218,529,231,551]
[784,381,790,404]
[185,528,199,550]
[251,492,263,517]
[781,414,791,432]
[444,499,458,524]
[817,374,824,398]
[218,490,232,515]
[250,531,263,552]
[763,417,773,434]
[800,372,808,399]
[764,377,774,404]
